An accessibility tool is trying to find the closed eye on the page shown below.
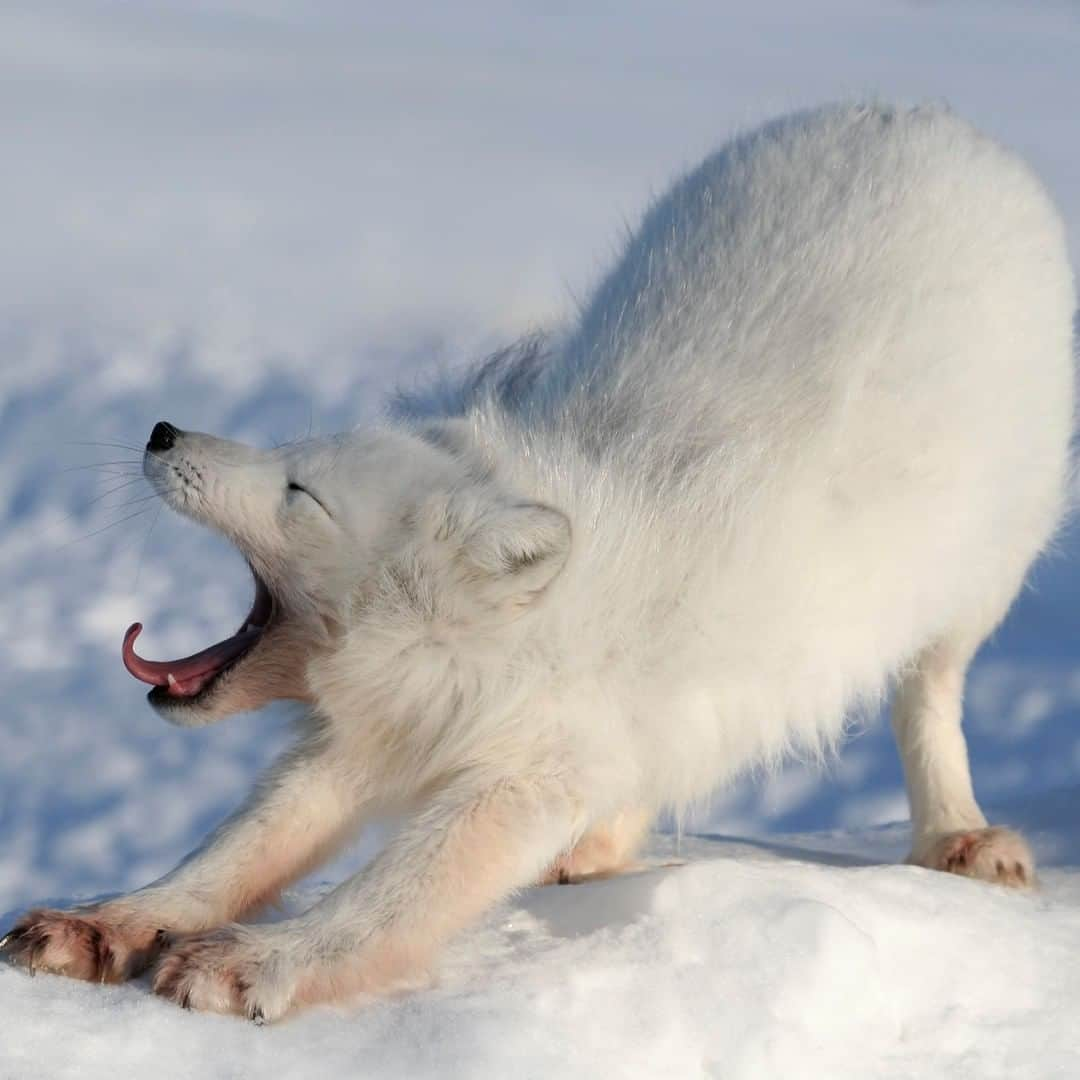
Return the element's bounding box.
[287,481,331,517]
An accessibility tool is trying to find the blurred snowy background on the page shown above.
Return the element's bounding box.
[1,0,1078,916]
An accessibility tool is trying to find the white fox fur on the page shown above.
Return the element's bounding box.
[3,103,1075,1019]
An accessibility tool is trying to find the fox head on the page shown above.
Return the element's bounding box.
[127,421,571,726]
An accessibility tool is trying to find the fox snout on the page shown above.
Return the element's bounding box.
[130,421,323,723]
[142,423,284,539]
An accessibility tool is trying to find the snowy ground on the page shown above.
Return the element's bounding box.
[5,796,1080,1079]
[1,2,1079,1076]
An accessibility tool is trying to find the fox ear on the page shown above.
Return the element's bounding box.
[461,501,571,613]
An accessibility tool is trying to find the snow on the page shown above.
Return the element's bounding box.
[5,808,1080,1078]
[1,1,1078,1076]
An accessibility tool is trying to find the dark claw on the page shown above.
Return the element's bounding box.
[87,927,107,981]
[179,989,192,1010]
[28,938,48,978]
[98,943,115,983]
[1,924,50,978]
[250,1006,266,1027]
[0,926,27,954]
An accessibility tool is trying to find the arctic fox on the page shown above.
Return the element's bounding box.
[3,103,1074,1021]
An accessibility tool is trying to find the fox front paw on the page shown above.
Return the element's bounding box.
[0,906,164,983]
[911,826,1035,888]
[153,926,294,1023]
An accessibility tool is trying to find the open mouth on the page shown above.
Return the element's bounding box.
[122,570,275,703]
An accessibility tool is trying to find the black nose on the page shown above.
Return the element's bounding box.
[148,421,180,453]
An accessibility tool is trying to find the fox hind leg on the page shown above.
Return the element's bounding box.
[540,808,652,885]
[891,584,1037,889]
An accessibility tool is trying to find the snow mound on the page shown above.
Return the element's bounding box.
[4,812,1080,1079]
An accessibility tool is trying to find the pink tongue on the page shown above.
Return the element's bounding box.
[122,622,261,697]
